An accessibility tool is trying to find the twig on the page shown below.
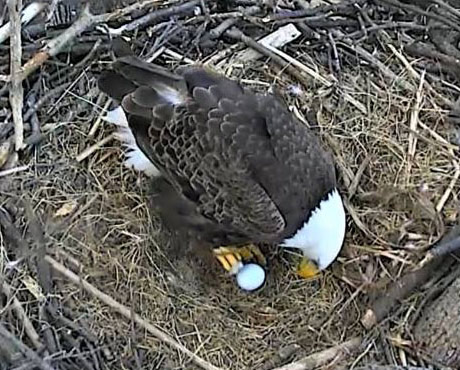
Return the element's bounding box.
[406,70,425,182]
[44,256,223,370]
[346,21,436,40]
[264,42,367,114]
[23,82,73,122]
[421,236,460,264]
[0,164,29,177]
[106,0,201,35]
[404,42,460,79]
[377,0,460,33]
[233,23,301,63]
[0,324,55,370]
[436,159,460,213]
[225,27,313,84]
[361,226,460,329]
[348,155,371,199]
[432,0,460,20]
[88,97,111,138]
[0,1,46,44]
[226,28,367,114]
[260,344,301,370]
[361,261,439,329]
[267,0,365,20]
[270,337,362,370]
[8,0,25,151]
[163,47,196,64]
[208,6,261,39]
[0,139,12,168]
[19,1,194,81]
[332,30,415,92]
[327,31,340,74]
[1,282,42,349]
[75,132,116,162]
[387,44,452,108]
[20,4,94,81]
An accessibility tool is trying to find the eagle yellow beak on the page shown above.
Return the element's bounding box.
[297,257,320,279]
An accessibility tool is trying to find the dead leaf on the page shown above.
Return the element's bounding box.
[0,139,11,168]
[21,275,45,301]
[54,201,78,217]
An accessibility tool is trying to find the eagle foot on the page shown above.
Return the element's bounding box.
[213,244,266,274]
[297,256,320,279]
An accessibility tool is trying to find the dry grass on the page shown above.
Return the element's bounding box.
[1,1,460,369]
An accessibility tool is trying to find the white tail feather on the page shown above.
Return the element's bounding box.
[102,106,160,177]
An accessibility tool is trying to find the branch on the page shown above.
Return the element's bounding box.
[107,0,201,35]
[18,0,191,81]
[376,0,460,33]
[20,4,94,81]
[44,256,223,370]
[8,0,25,151]
[420,235,460,264]
[271,337,362,370]
[0,324,55,370]
[361,226,460,329]
[1,282,42,350]
[0,1,46,44]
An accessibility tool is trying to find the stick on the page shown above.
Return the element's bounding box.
[88,97,111,138]
[0,165,29,177]
[75,132,116,162]
[208,5,261,40]
[377,0,460,33]
[0,324,54,370]
[420,235,460,264]
[44,256,223,370]
[226,28,367,114]
[0,139,12,168]
[0,1,46,44]
[1,282,42,349]
[433,0,460,20]
[234,23,301,63]
[107,0,201,35]
[263,42,367,114]
[17,1,192,82]
[361,226,460,329]
[260,344,301,370]
[20,4,94,81]
[387,44,452,108]
[225,28,314,83]
[8,0,25,151]
[271,337,362,370]
[436,159,460,213]
[406,70,425,182]
[332,30,414,92]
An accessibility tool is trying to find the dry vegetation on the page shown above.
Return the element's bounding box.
[0,0,460,369]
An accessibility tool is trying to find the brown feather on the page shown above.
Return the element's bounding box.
[98,57,337,246]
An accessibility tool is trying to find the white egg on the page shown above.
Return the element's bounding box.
[236,263,266,291]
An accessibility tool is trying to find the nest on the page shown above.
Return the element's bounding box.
[0,0,460,369]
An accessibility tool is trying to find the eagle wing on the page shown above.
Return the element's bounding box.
[99,57,288,241]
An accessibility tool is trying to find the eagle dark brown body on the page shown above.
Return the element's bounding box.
[98,56,338,252]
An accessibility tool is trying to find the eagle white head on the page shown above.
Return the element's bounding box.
[281,188,346,277]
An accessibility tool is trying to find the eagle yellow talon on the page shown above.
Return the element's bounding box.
[213,244,266,274]
[216,255,234,272]
[297,256,320,279]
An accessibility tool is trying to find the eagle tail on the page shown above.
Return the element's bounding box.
[98,56,187,107]
[102,106,160,177]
